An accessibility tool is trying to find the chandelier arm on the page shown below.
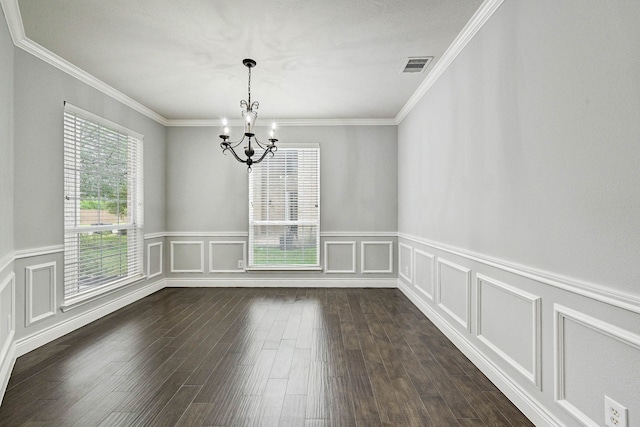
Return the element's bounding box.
[252,145,277,165]
[220,134,246,150]
[252,136,271,150]
[222,144,248,164]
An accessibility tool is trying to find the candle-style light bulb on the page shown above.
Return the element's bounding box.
[221,118,229,136]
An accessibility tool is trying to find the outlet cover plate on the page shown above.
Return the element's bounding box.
[605,396,628,427]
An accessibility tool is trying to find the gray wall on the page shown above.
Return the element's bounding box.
[0,8,15,397]
[397,1,640,426]
[13,50,167,249]
[0,8,13,260]
[9,48,168,345]
[398,0,640,296]
[167,125,397,233]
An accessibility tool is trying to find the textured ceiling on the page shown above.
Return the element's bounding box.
[16,0,483,121]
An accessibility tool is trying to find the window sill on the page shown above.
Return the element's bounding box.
[61,274,146,312]
[245,266,323,272]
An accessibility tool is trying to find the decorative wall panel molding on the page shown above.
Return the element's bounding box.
[0,272,16,358]
[146,242,163,279]
[397,280,561,427]
[25,262,57,326]
[17,279,165,357]
[361,241,393,274]
[398,243,413,283]
[476,274,541,388]
[413,249,435,301]
[0,272,16,407]
[398,232,640,314]
[436,258,471,332]
[554,305,640,427]
[209,241,246,273]
[324,241,356,273]
[170,241,205,273]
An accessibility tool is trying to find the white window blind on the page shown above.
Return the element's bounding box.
[249,145,320,268]
[63,103,144,299]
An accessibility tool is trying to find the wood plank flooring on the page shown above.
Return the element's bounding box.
[0,288,535,426]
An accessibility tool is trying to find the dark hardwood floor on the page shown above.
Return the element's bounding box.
[0,288,534,426]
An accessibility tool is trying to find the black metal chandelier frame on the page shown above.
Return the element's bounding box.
[219,58,278,171]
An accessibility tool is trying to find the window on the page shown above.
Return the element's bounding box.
[63,103,144,299]
[249,144,320,269]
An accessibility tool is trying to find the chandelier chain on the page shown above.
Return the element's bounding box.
[247,66,251,105]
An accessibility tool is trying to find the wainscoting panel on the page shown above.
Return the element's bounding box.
[0,272,15,359]
[170,241,205,273]
[0,272,16,403]
[476,274,541,388]
[25,262,56,327]
[361,241,393,274]
[146,242,163,279]
[436,258,471,332]
[413,249,434,300]
[324,241,356,273]
[397,233,640,427]
[398,243,412,283]
[163,233,396,280]
[209,241,246,273]
[554,305,640,427]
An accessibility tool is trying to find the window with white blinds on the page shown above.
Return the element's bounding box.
[249,144,320,268]
[63,103,144,299]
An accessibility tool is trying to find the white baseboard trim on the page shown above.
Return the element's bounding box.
[0,338,16,407]
[166,277,398,288]
[397,280,565,427]
[15,279,165,357]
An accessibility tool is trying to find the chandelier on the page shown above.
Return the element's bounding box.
[219,58,278,171]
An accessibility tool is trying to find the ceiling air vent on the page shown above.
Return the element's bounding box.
[401,56,433,73]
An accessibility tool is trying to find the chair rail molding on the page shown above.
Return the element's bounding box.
[398,232,640,314]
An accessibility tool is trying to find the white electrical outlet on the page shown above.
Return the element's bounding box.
[605,396,628,427]
[238,260,244,269]
[405,266,409,275]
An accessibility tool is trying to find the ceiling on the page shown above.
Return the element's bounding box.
[11,0,484,123]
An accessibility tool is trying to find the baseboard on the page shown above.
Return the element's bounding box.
[397,280,565,427]
[15,279,165,357]
[166,277,398,288]
[0,338,16,407]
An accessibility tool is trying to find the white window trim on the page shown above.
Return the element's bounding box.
[248,143,320,270]
[63,102,144,301]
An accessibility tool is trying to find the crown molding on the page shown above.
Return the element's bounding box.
[2,0,501,127]
[0,0,23,43]
[395,0,504,124]
[166,118,398,127]
[0,0,168,126]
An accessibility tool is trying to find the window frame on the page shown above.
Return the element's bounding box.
[247,143,321,271]
[62,102,144,306]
